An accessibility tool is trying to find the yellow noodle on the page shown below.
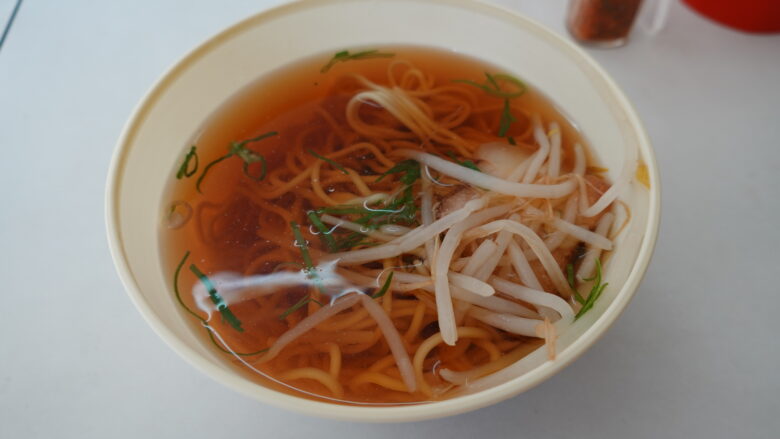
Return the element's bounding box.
[389,307,419,319]
[316,308,370,332]
[350,371,409,393]
[388,60,433,91]
[285,133,307,173]
[278,367,344,398]
[311,160,339,206]
[438,338,472,362]
[339,328,384,355]
[327,343,341,378]
[350,316,381,331]
[307,285,321,316]
[346,169,373,196]
[329,192,361,204]
[473,339,502,362]
[259,169,315,200]
[403,301,427,342]
[304,330,377,345]
[413,327,491,396]
[368,354,397,373]
[381,259,394,313]
[610,200,632,240]
[318,169,380,185]
[314,106,349,144]
[445,341,541,385]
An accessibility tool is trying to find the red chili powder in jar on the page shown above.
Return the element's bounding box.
[567,0,644,47]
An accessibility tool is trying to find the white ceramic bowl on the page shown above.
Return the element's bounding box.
[106,0,660,422]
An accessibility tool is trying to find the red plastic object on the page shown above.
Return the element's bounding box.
[683,0,780,33]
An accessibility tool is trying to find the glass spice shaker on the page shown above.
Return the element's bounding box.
[567,0,645,48]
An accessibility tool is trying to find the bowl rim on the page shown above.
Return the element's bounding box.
[105,0,661,422]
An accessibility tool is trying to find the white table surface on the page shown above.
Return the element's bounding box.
[1,1,778,437]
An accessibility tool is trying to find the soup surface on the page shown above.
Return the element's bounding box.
[161,46,617,405]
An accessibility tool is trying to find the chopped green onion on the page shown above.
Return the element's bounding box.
[485,72,500,90]
[317,190,417,232]
[453,72,526,99]
[498,99,517,137]
[290,220,314,270]
[575,283,607,320]
[317,159,420,235]
[278,295,324,320]
[320,49,395,73]
[279,295,310,320]
[489,73,526,97]
[172,251,203,321]
[172,251,265,355]
[195,131,277,193]
[587,259,603,287]
[454,72,525,140]
[231,143,267,181]
[574,259,608,320]
[460,160,480,172]
[231,131,277,180]
[371,272,394,299]
[307,149,348,174]
[365,185,417,226]
[238,131,278,146]
[176,146,199,179]
[190,263,243,332]
[195,153,231,193]
[508,136,517,146]
[341,233,378,249]
[323,228,373,252]
[316,206,370,215]
[291,220,327,294]
[375,159,420,184]
[445,152,481,172]
[307,210,338,252]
